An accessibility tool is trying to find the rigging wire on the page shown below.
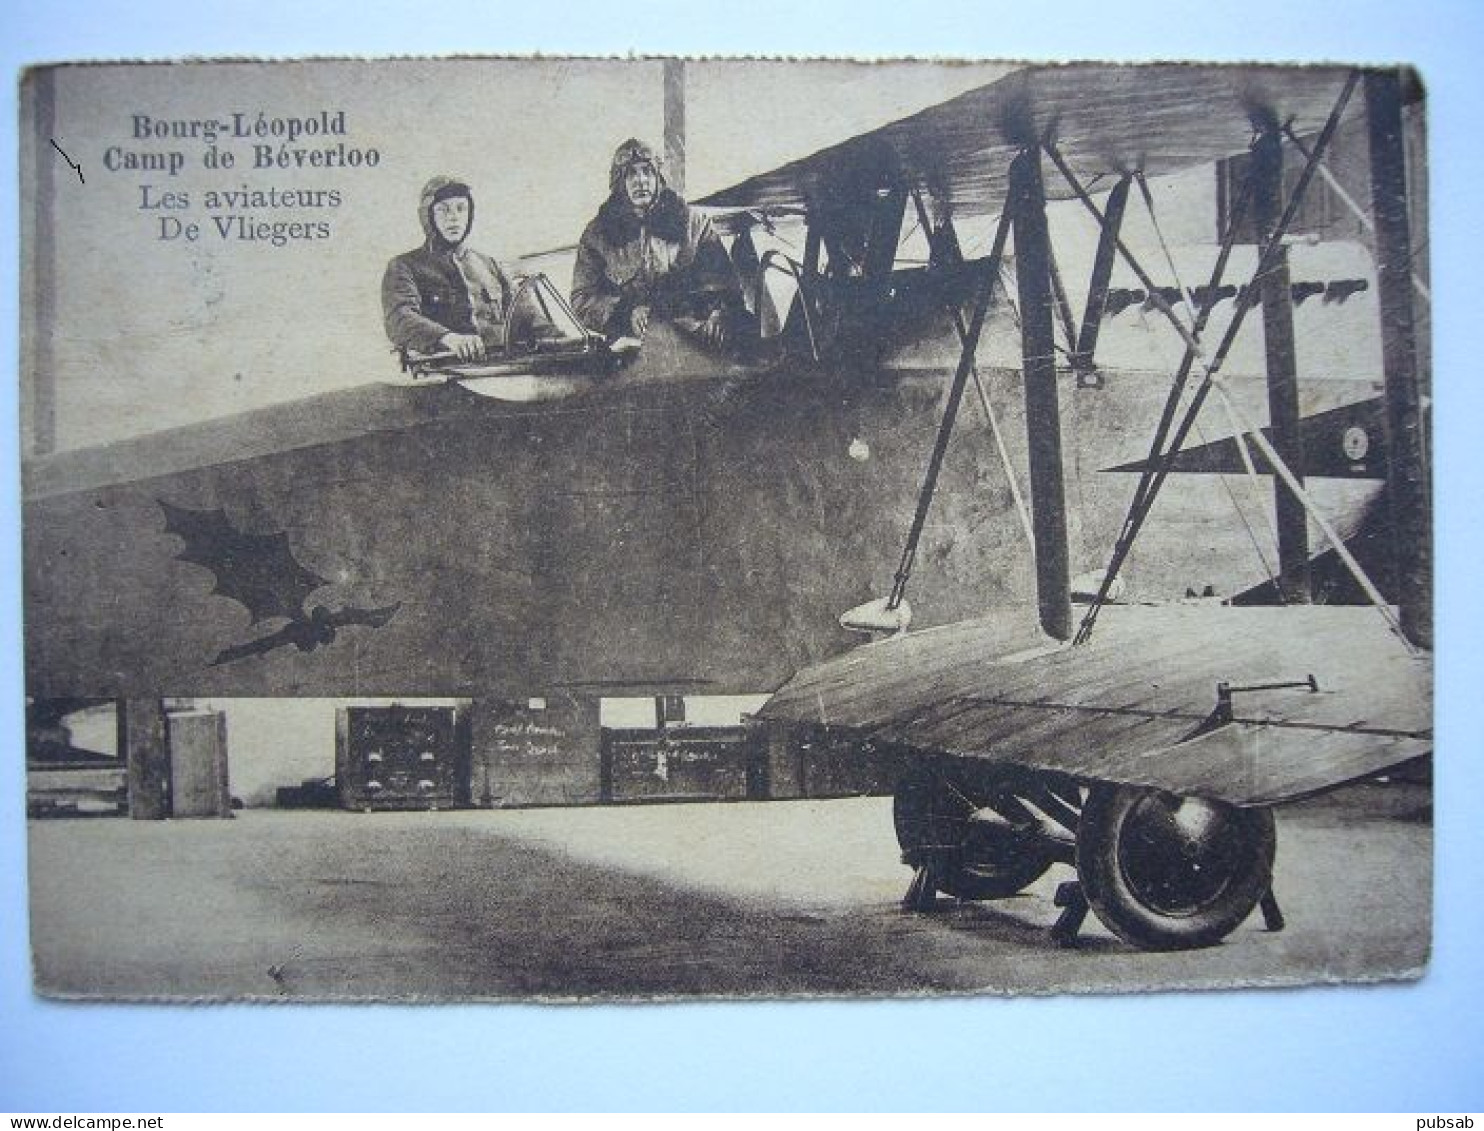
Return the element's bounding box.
[907,186,1037,556]
[1133,167,1283,589]
[1063,161,1253,641]
[969,370,1037,555]
[1208,400,1283,593]
[887,205,1015,611]
[1134,171,1199,332]
[1061,71,1362,643]
[996,263,1074,368]
[1208,375,1417,652]
[1282,123,1432,305]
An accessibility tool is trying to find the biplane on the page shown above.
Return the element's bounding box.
[22,62,1430,951]
[706,63,1432,950]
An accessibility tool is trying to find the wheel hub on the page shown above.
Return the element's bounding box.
[1117,794,1251,917]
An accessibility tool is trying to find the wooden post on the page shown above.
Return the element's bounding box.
[122,698,170,819]
[744,718,771,801]
[663,59,685,197]
[803,221,821,277]
[598,727,614,804]
[1252,124,1312,603]
[756,719,801,800]
[1009,146,1073,641]
[1365,68,1431,650]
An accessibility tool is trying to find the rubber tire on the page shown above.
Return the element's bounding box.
[1077,784,1275,951]
[893,766,1057,901]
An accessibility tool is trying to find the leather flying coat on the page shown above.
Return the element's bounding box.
[571,187,741,337]
[382,176,512,354]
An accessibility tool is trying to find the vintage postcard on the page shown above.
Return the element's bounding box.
[19,57,1431,1000]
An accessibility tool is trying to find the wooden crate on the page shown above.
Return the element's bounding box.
[168,710,232,818]
[336,705,465,811]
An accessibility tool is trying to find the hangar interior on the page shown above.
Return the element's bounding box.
[25,694,905,818]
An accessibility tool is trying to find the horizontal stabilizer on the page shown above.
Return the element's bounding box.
[1102,397,1387,480]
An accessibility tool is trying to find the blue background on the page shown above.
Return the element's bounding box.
[2,0,1481,1112]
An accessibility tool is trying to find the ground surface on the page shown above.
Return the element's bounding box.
[26,782,1431,1001]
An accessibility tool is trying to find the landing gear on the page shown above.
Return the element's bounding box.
[1075,785,1276,951]
[893,764,1279,951]
[892,765,1059,902]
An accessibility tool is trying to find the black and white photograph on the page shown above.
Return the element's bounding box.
[18,56,1433,1002]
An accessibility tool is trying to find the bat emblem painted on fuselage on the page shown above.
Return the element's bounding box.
[158,501,402,666]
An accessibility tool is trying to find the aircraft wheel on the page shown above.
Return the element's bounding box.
[893,766,1056,900]
[1076,785,1275,950]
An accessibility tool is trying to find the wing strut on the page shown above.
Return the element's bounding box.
[1010,143,1074,641]
[1365,68,1432,650]
[882,203,1014,617]
[909,189,1035,554]
[1134,167,1285,589]
[1252,117,1313,603]
[1046,247,1083,365]
[1071,174,1133,388]
[1057,71,1361,644]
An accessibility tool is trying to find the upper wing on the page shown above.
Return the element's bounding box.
[697,63,1413,220]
